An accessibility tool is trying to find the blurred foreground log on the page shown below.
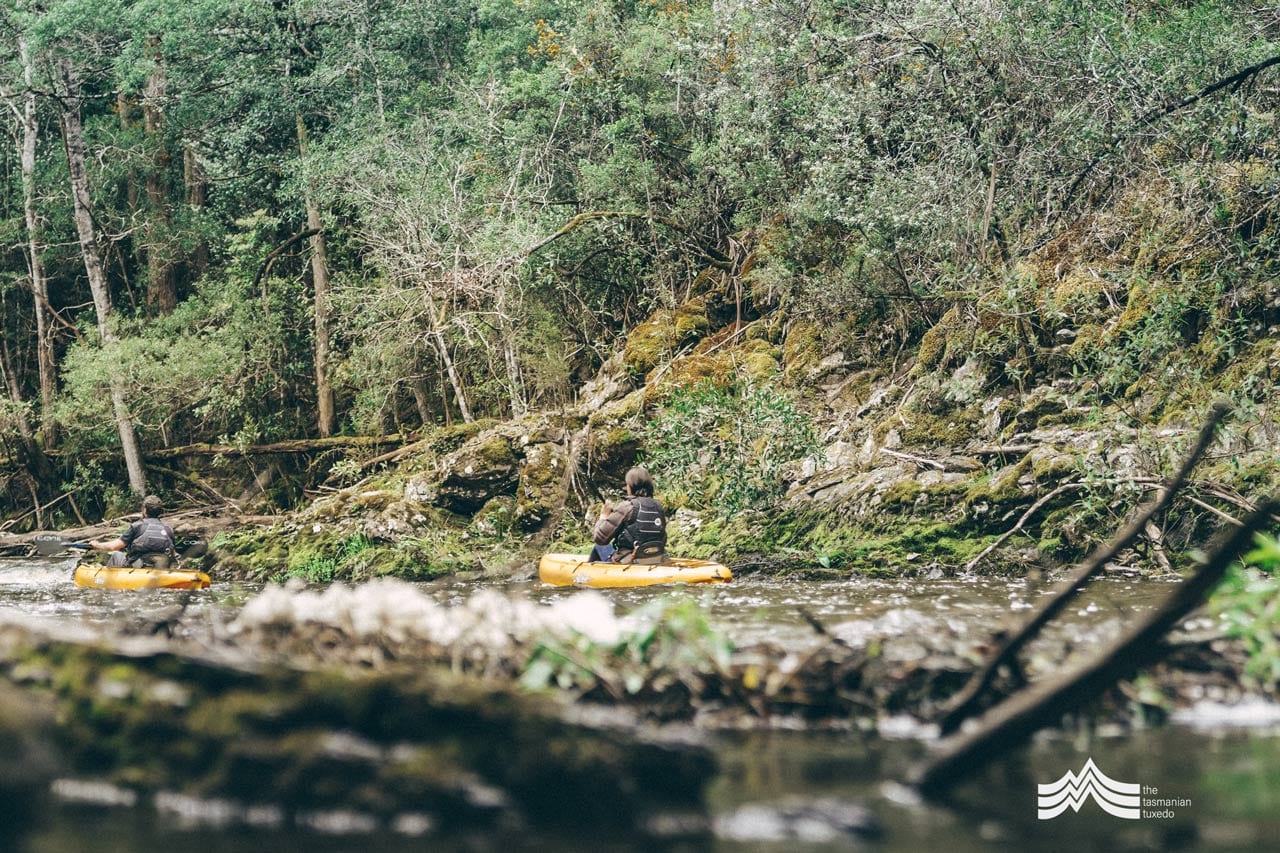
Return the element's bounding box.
[0,616,714,839]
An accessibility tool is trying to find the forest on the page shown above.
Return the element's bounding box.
[2,2,1280,848]
[1,0,1275,525]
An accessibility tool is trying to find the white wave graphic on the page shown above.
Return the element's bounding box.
[1037,758,1141,820]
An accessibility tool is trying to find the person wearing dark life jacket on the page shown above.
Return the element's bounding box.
[590,466,667,565]
[89,494,177,568]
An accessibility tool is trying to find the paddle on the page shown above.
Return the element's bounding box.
[33,534,91,556]
[31,533,206,559]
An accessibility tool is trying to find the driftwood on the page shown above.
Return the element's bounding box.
[913,498,1277,795]
[879,448,946,471]
[935,402,1229,734]
[146,434,401,460]
[969,444,1035,457]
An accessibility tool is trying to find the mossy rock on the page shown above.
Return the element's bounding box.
[781,320,822,383]
[0,629,715,833]
[644,353,733,404]
[739,338,782,382]
[1044,270,1113,326]
[587,390,645,482]
[514,442,566,530]
[435,433,519,513]
[426,420,490,455]
[896,406,981,448]
[914,306,963,374]
[471,496,516,538]
[880,478,923,510]
[964,458,1034,521]
[621,299,710,375]
[1028,449,1078,483]
[1008,391,1067,434]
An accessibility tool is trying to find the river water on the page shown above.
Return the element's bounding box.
[3,556,1279,851]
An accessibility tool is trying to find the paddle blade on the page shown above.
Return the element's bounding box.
[33,534,70,556]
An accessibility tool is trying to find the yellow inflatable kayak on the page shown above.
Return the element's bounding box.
[73,563,211,590]
[538,553,731,588]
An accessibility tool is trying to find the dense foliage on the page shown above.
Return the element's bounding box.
[0,0,1277,517]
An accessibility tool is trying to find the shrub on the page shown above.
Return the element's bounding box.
[641,379,820,516]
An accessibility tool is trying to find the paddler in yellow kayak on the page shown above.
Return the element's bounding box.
[589,466,667,565]
[88,494,177,569]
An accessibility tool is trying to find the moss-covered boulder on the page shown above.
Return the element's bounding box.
[578,351,636,411]
[586,389,645,483]
[514,442,567,530]
[622,299,711,375]
[781,320,823,383]
[435,433,520,513]
[471,496,516,538]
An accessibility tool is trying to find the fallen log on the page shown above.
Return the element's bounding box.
[0,614,716,837]
[912,497,1277,796]
[935,401,1229,734]
[146,434,402,460]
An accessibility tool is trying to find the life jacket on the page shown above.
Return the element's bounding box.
[128,517,175,557]
[613,497,666,561]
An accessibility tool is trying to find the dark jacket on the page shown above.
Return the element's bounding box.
[121,517,176,557]
[593,497,666,564]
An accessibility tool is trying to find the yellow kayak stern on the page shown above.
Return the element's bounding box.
[538,553,731,588]
[73,563,212,591]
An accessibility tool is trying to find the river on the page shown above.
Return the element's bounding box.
[3,556,1279,850]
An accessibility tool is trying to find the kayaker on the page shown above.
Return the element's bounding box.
[590,466,667,564]
[89,494,177,568]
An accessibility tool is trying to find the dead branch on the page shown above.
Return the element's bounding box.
[879,448,946,471]
[969,445,1035,457]
[1182,495,1243,527]
[913,497,1278,796]
[251,227,320,300]
[1058,54,1280,220]
[1143,520,1173,574]
[935,401,1229,734]
[965,482,1085,572]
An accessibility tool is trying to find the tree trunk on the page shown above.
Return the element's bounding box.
[503,334,527,417]
[58,57,147,497]
[143,37,176,313]
[423,290,472,423]
[183,146,208,274]
[0,335,37,459]
[295,112,335,437]
[18,36,56,445]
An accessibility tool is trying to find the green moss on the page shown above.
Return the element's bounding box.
[621,300,710,375]
[914,306,961,373]
[426,420,490,454]
[897,406,980,447]
[881,478,922,508]
[964,459,1031,511]
[472,496,516,538]
[587,390,645,479]
[1030,452,1078,482]
[514,443,565,530]
[476,435,517,468]
[781,320,822,382]
[739,338,781,382]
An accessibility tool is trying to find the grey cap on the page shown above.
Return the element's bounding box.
[142,495,164,516]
